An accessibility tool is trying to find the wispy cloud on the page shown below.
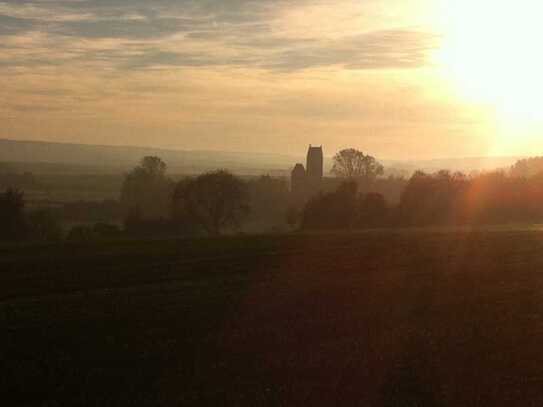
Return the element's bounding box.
[0,0,437,71]
[1,0,479,159]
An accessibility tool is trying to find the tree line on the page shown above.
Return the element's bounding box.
[119,152,386,236]
[301,167,543,230]
[4,150,543,242]
[120,157,251,237]
[0,188,63,241]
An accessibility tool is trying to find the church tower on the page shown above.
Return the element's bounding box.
[306,145,323,182]
[290,145,324,200]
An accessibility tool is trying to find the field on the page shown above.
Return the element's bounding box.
[3,230,543,406]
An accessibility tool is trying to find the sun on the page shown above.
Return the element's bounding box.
[434,0,543,124]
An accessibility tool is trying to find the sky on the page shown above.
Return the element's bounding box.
[1,0,542,159]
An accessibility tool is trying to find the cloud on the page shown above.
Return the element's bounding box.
[261,30,438,71]
[0,1,499,159]
[0,14,34,35]
[0,0,437,72]
[55,17,197,39]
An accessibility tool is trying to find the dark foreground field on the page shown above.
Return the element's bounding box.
[3,230,543,406]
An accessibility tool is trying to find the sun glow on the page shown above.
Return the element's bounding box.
[435,0,543,124]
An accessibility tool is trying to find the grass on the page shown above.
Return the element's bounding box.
[3,229,543,405]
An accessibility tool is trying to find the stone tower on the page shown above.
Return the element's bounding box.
[306,145,323,182]
[290,146,324,199]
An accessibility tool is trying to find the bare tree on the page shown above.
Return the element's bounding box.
[331,149,384,180]
[174,170,249,236]
[139,156,167,177]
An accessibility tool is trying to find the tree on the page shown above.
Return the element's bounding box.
[399,170,470,226]
[120,156,173,219]
[247,175,290,227]
[0,188,27,241]
[510,157,543,178]
[331,148,384,180]
[139,156,167,177]
[356,193,388,227]
[301,181,358,230]
[174,170,249,236]
[171,178,193,221]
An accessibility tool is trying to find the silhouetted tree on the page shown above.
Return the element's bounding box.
[359,175,407,206]
[356,192,388,228]
[302,181,359,229]
[510,157,543,178]
[301,165,543,229]
[0,188,27,241]
[331,148,384,180]
[246,175,290,229]
[399,170,475,225]
[120,156,173,219]
[171,178,193,222]
[123,207,143,235]
[174,170,249,236]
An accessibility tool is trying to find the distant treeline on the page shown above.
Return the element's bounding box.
[0,188,126,242]
[0,156,291,242]
[301,169,543,230]
[4,152,543,242]
[0,188,63,242]
[399,170,543,226]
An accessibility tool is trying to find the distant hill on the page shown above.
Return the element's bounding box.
[384,156,524,176]
[0,139,524,176]
[0,139,299,175]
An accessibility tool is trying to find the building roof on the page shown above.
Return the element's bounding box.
[292,163,306,174]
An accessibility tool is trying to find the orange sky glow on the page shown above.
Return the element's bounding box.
[1,0,542,159]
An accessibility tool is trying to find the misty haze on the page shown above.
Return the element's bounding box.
[3,1,543,406]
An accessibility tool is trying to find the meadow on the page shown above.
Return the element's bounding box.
[3,229,543,406]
